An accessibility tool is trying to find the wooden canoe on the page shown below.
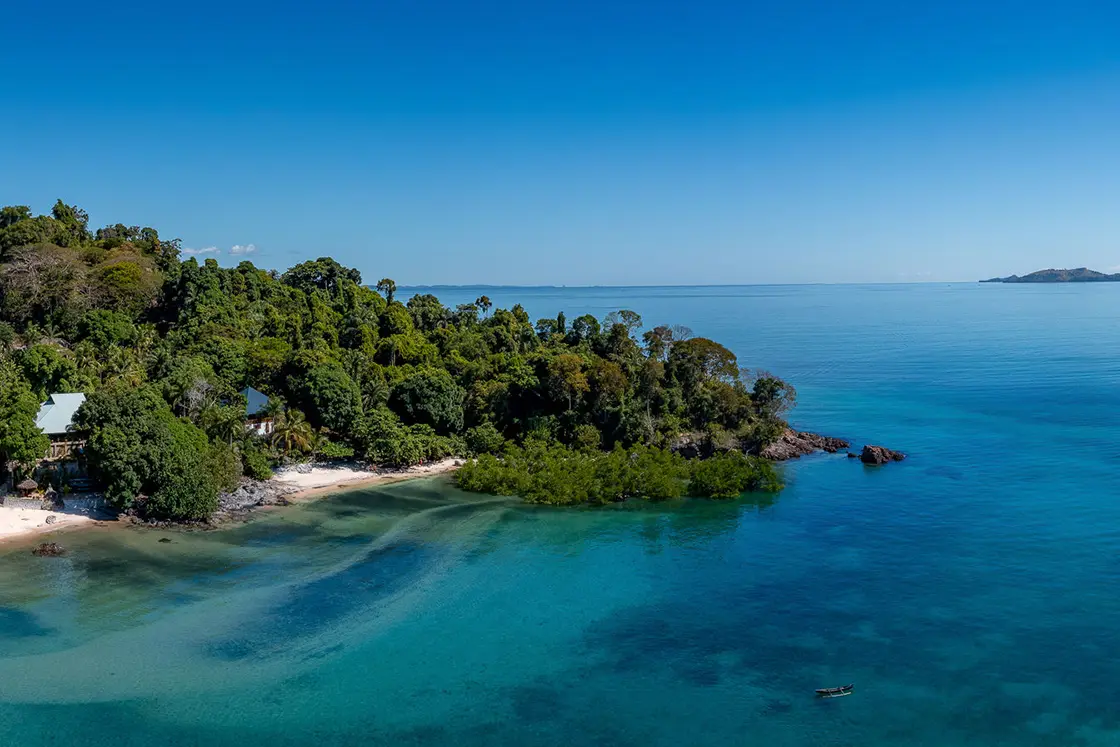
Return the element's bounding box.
[815,684,854,697]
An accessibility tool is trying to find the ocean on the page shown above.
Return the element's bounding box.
[2,283,1118,746]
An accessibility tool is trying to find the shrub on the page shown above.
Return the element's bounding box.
[464,422,505,455]
[146,468,218,520]
[316,438,356,460]
[456,442,690,505]
[688,452,783,499]
[242,448,274,481]
[203,443,242,493]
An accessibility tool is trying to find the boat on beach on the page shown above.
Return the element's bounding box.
[815,684,854,698]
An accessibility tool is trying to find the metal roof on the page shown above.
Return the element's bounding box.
[35,393,86,436]
[240,387,270,417]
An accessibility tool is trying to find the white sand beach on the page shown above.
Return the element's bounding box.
[0,499,106,542]
[271,459,463,499]
[0,461,463,544]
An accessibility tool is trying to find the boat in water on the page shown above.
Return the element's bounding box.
[815,684,854,698]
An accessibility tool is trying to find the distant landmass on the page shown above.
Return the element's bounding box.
[981,268,1120,283]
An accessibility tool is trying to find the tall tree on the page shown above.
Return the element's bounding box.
[376,278,397,304]
[0,361,49,477]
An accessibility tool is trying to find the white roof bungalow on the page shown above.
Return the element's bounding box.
[35,393,87,461]
[241,387,275,437]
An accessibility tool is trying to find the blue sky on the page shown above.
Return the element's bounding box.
[3,0,1119,284]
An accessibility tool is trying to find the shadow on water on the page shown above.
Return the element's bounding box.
[0,695,651,747]
[206,538,435,661]
[0,607,54,639]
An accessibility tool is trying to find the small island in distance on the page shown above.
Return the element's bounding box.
[981,268,1120,283]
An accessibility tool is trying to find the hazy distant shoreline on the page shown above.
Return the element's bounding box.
[981,267,1120,283]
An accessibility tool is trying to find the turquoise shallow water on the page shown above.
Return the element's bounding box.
[3,283,1120,745]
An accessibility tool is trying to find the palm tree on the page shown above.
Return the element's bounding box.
[104,346,145,387]
[271,409,314,455]
[308,430,329,460]
[201,403,245,447]
[475,295,492,318]
[134,324,159,357]
[361,377,389,411]
[73,341,102,382]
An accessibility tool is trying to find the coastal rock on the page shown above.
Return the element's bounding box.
[216,478,298,515]
[761,430,850,461]
[44,515,57,525]
[41,489,64,511]
[847,452,859,459]
[670,431,742,459]
[32,542,66,557]
[669,433,703,459]
[859,445,905,465]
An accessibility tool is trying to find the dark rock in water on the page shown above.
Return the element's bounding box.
[32,542,66,557]
[761,430,850,461]
[158,537,172,543]
[860,445,906,465]
[44,515,57,525]
[847,452,859,459]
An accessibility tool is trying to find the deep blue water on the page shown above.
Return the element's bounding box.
[3,283,1120,746]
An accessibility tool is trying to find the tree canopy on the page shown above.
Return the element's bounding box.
[0,200,795,517]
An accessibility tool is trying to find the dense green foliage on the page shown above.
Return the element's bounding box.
[687,451,784,498]
[73,385,230,519]
[0,201,794,518]
[456,441,782,504]
[0,360,50,476]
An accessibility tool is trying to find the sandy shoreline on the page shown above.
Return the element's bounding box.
[0,460,462,546]
[0,498,112,545]
[271,458,462,502]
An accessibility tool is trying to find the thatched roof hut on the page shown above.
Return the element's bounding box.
[16,479,39,496]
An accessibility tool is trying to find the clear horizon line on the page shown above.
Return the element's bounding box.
[397,280,991,289]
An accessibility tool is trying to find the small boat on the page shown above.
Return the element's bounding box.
[815,684,854,698]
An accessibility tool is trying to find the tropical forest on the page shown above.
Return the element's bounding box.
[0,201,794,520]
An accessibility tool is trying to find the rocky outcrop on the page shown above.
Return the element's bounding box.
[41,489,64,511]
[44,515,56,525]
[669,433,703,459]
[32,542,66,557]
[669,431,740,459]
[859,445,905,465]
[216,479,299,516]
[761,430,850,461]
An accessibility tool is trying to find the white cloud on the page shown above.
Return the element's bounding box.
[229,243,258,255]
[182,246,220,256]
